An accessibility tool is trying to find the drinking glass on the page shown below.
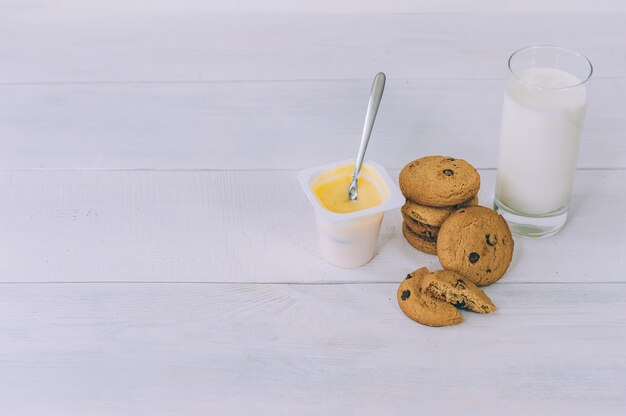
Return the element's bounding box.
[493,45,593,238]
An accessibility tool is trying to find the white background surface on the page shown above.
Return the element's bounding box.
[1,1,625,414]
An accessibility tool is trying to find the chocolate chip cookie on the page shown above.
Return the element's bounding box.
[399,156,480,207]
[422,270,496,313]
[397,267,463,327]
[402,194,479,227]
[403,214,440,242]
[437,206,514,286]
[402,221,437,255]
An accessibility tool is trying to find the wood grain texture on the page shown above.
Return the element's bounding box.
[1,13,624,83]
[1,169,623,284]
[1,78,621,170]
[0,282,624,415]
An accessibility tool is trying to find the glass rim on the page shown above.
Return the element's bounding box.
[508,45,593,90]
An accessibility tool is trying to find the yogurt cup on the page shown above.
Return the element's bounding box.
[298,159,404,268]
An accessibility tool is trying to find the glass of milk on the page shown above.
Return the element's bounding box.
[494,45,593,238]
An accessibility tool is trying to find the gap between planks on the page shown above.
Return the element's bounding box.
[0,75,623,86]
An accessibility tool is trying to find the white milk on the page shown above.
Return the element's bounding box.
[496,67,588,215]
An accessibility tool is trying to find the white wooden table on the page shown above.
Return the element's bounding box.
[1,2,626,414]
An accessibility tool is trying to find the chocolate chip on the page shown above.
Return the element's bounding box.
[486,234,496,246]
[421,234,437,242]
[443,169,454,176]
[486,269,492,273]
[453,301,466,308]
[419,230,437,242]
[405,274,413,280]
[469,252,480,263]
[446,158,456,161]
[401,290,411,300]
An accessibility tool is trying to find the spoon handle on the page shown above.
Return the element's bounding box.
[352,72,386,183]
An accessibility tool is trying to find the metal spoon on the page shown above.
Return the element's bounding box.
[348,72,386,201]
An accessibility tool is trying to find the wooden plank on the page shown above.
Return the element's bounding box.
[0,282,624,414]
[1,169,623,283]
[4,0,626,16]
[1,13,623,83]
[0,78,621,170]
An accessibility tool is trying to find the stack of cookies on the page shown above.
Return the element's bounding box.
[394,156,515,327]
[399,156,481,254]
[396,206,515,327]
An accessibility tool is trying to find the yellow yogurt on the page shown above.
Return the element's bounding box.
[312,164,385,213]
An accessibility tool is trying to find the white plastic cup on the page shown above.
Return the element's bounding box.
[298,159,405,268]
